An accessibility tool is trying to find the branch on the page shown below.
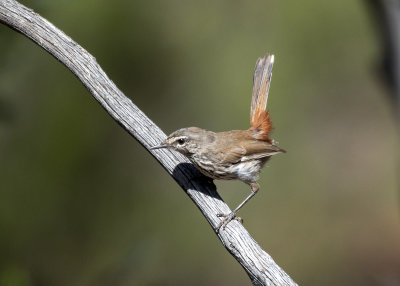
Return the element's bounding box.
[0,1,297,285]
[366,0,400,125]
[380,0,400,123]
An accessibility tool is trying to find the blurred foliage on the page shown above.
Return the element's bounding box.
[0,0,399,285]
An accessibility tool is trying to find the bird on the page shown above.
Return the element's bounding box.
[151,53,285,230]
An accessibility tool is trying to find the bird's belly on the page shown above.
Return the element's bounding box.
[191,158,267,183]
[226,160,264,183]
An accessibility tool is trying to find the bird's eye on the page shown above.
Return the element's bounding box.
[177,138,185,145]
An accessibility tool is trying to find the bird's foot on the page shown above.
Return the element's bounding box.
[216,212,243,231]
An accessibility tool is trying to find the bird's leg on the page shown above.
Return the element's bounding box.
[217,182,260,230]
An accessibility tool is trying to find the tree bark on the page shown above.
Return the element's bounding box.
[366,0,400,124]
[0,1,297,285]
[380,0,400,123]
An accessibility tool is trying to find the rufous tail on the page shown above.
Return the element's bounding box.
[249,53,274,142]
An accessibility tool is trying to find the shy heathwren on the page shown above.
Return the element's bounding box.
[151,54,285,229]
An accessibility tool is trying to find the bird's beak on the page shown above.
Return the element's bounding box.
[150,143,170,150]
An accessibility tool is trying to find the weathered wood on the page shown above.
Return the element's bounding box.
[381,0,400,123]
[0,1,297,285]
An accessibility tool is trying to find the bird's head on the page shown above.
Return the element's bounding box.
[151,127,212,157]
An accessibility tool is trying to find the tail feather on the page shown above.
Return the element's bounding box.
[249,54,274,141]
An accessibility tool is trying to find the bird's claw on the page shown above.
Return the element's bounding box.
[216,212,243,231]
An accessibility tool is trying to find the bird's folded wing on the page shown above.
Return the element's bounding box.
[220,142,284,164]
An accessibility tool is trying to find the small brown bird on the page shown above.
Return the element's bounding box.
[151,54,285,229]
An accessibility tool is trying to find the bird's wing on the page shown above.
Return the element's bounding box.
[220,141,284,164]
[220,146,247,164]
[240,140,284,162]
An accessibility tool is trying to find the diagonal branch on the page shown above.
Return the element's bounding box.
[0,1,297,285]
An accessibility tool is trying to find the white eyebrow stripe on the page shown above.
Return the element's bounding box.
[174,136,188,140]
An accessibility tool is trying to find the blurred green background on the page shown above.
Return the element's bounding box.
[0,0,399,285]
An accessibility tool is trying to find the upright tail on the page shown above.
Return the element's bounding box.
[249,53,274,142]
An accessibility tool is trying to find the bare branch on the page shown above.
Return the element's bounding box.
[0,1,297,285]
[380,0,400,123]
